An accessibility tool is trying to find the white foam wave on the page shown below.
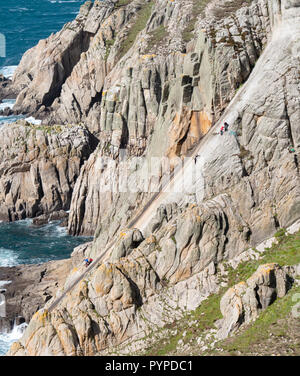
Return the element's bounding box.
[51,224,67,237]
[0,281,11,288]
[0,99,16,111]
[0,66,18,79]
[0,321,28,355]
[24,116,42,125]
[49,1,83,3]
[0,248,19,267]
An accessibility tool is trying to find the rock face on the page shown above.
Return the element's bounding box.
[11,0,268,131]
[3,201,286,356]
[4,0,300,357]
[66,0,273,237]
[0,121,97,221]
[0,74,17,101]
[68,0,300,246]
[12,0,160,124]
[216,263,300,339]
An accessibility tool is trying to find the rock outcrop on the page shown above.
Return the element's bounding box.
[0,74,17,101]
[68,0,300,246]
[11,0,268,131]
[66,0,273,237]
[216,263,300,340]
[0,121,97,221]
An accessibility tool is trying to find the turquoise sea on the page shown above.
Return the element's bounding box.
[0,219,92,267]
[0,0,86,69]
[0,219,92,355]
[0,0,92,355]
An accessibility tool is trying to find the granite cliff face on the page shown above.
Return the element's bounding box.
[0,121,97,221]
[66,0,273,237]
[3,0,300,356]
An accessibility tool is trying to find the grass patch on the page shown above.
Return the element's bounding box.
[118,0,154,59]
[182,0,211,43]
[212,283,300,355]
[115,0,133,8]
[226,229,300,288]
[144,291,224,356]
[146,24,168,52]
[105,39,115,61]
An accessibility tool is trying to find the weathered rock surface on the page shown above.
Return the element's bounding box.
[0,121,97,221]
[216,263,300,339]
[0,74,17,101]
[11,0,268,131]
[68,0,300,248]
[7,202,228,355]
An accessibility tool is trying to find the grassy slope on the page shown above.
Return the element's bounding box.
[117,0,154,59]
[182,0,211,43]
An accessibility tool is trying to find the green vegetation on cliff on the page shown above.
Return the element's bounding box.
[214,283,300,355]
[182,0,211,43]
[143,229,300,356]
[146,24,168,52]
[118,0,154,59]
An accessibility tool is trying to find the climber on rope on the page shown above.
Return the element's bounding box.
[224,122,229,132]
[84,258,93,267]
[220,125,224,135]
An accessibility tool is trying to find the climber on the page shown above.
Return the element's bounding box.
[84,258,89,267]
[84,258,93,267]
[224,122,229,131]
[194,155,200,164]
[289,146,296,153]
[220,126,224,135]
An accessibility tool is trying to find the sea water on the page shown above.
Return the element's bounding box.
[0,0,86,69]
[0,0,93,355]
[0,219,92,267]
[0,219,92,355]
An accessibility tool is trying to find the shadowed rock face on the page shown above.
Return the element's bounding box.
[0,75,18,101]
[5,0,300,356]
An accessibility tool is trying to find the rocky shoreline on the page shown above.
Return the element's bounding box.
[0,0,300,356]
[0,257,72,333]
